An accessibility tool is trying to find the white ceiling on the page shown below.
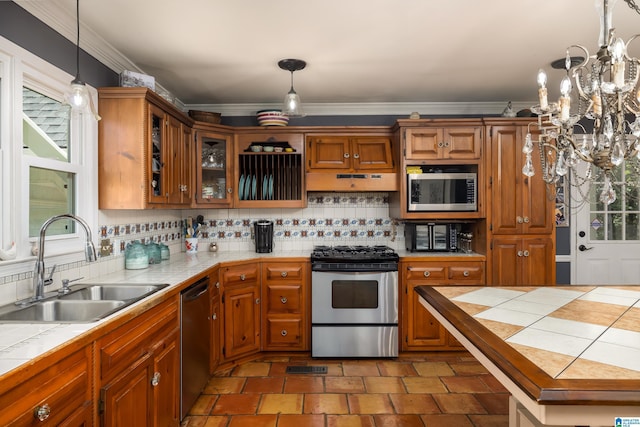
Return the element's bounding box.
[16,0,640,116]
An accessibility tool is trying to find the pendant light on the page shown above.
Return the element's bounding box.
[278,59,306,117]
[66,0,100,120]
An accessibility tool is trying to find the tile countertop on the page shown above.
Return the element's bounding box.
[416,285,640,407]
[0,248,484,379]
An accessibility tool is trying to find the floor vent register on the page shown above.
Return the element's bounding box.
[285,365,328,374]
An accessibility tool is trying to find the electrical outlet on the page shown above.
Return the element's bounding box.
[100,238,113,257]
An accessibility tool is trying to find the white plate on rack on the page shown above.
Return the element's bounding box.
[238,174,245,200]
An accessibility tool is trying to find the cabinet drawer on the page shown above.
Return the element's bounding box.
[0,347,91,426]
[264,317,303,347]
[264,263,305,281]
[99,297,179,383]
[265,284,302,313]
[406,265,446,281]
[448,264,484,282]
[222,263,259,286]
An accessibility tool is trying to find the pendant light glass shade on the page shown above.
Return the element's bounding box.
[68,79,89,109]
[283,86,304,117]
[66,0,100,120]
[278,59,306,117]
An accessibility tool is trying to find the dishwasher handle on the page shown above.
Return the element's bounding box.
[181,277,209,301]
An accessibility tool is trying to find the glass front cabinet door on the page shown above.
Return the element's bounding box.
[194,128,233,207]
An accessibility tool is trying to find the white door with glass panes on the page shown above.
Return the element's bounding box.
[572,161,640,285]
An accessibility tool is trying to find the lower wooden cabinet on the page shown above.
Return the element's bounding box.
[0,345,92,426]
[401,259,485,351]
[220,262,261,360]
[98,297,180,427]
[261,260,309,351]
[491,236,555,285]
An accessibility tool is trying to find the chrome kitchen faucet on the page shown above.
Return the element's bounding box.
[32,214,97,301]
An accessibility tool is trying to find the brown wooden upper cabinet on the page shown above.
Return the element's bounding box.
[98,87,193,209]
[404,127,481,160]
[306,135,394,171]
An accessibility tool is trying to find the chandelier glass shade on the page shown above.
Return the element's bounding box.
[526,0,640,205]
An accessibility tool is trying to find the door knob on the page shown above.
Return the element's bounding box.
[578,244,593,251]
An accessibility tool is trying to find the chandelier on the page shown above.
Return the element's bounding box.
[525,0,640,205]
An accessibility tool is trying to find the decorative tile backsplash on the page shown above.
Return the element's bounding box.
[97,193,403,255]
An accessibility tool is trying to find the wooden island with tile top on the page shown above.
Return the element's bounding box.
[416,285,640,427]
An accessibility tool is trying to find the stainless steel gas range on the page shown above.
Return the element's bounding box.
[310,245,399,358]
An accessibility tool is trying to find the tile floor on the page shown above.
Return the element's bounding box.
[181,352,509,427]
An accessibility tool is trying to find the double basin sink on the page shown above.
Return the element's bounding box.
[0,283,169,323]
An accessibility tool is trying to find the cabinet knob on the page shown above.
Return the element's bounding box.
[523,216,530,223]
[227,188,232,193]
[523,250,530,257]
[280,296,288,304]
[281,329,288,337]
[240,274,246,281]
[444,141,450,147]
[517,216,524,223]
[423,271,431,277]
[437,141,444,148]
[344,153,350,158]
[151,372,161,387]
[280,271,288,278]
[353,153,360,159]
[212,312,217,320]
[255,298,260,305]
[215,282,220,288]
[34,404,51,422]
[517,250,523,257]
[463,271,470,277]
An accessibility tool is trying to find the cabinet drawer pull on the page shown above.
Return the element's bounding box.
[281,271,288,278]
[240,274,246,281]
[34,404,51,422]
[281,329,288,337]
[463,271,470,277]
[423,271,431,277]
[281,297,288,304]
[151,372,161,387]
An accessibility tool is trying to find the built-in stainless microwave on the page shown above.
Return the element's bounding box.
[407,171,477,211]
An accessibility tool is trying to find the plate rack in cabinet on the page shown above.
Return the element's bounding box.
[234,131,306,208]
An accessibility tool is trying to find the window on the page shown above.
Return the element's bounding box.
[589,159,640,241]
[0,35,97,270]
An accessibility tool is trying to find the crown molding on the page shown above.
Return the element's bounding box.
[184,101,536,117]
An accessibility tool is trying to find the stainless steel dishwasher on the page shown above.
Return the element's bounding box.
[180,276,211,420]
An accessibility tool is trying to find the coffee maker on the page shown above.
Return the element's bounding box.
[254,220,274,253]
